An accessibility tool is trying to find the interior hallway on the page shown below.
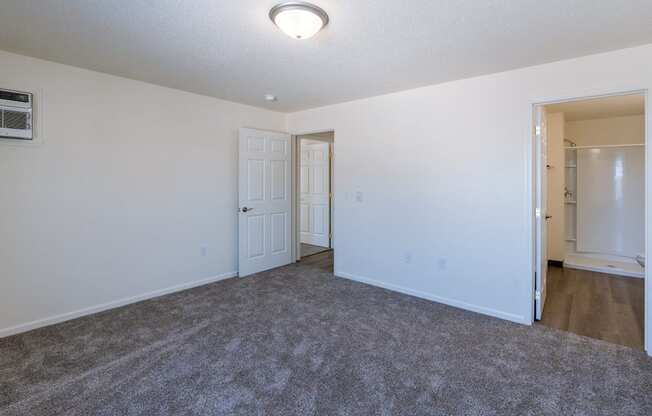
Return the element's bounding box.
[538,266,644,349]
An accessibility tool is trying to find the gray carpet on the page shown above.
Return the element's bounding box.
[1,252,652,415]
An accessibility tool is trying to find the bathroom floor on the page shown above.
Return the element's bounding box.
[538,266,644,349]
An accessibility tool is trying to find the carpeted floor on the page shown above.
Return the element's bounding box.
[1,251,651,415]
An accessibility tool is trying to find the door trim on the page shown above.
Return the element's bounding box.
[528,89,649,354]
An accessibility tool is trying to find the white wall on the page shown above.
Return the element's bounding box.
[287,44,652,354]
[546,112,566,262]
[566,115,645,146]
[0,50,285,336]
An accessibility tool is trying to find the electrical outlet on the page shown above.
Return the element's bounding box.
[355,191,363,202]
[200,246,208,257]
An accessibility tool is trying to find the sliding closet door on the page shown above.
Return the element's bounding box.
[576,146,644,257]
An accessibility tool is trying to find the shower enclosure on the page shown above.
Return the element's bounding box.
[564,144,645,277]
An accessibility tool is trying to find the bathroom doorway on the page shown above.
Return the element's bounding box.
[534,92,646,349]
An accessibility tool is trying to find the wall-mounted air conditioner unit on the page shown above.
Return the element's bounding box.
[0,88,33,140]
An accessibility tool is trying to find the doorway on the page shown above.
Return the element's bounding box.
[295,131,334,260]
[533,92,647,350]
[237,128,334,278]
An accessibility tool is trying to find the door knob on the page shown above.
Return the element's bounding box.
[545,215,552,220]
[240,207,253,213]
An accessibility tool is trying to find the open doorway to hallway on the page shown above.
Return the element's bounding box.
[534,92,646,350]
[296,131,334,261]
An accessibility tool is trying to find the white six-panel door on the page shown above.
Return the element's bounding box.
[238,128,292,277]
[300,140,330,248]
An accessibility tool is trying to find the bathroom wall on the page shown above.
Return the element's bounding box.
[566,115,644,146]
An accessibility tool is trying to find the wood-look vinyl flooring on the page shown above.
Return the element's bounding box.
[538,266,644,350]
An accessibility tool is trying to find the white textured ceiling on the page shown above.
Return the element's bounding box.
[1,1,652,112]
[547,94,645,121]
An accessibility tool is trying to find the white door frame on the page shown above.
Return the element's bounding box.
[529,88,649,354]
[291,130,335,261]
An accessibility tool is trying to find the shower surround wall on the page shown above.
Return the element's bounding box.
[563,114,645,277]
[576,146,644,257]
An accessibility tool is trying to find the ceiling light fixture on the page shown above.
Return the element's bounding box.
[269,2,329,40]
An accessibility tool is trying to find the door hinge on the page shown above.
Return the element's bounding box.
[536,125,542,136]
[535,208,541,218]
[535,290,541,301]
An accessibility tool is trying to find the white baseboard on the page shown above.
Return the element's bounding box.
[0,271,238,339]
[334,270,528,325]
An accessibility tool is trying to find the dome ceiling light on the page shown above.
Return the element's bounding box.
[269,2,329,40]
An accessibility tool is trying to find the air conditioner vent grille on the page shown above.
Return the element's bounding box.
[0,88,33,140]
[3,110,28,130]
